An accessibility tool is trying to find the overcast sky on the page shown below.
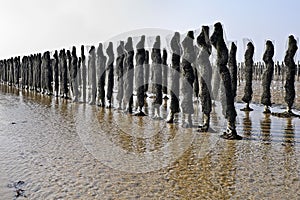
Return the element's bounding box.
[0,0,299,61]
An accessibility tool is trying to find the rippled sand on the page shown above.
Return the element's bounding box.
[0,82,300,199]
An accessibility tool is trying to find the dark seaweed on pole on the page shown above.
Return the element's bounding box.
[212,62,221,101]
[210,22,241,140]
[228,42,238,100]
[241,42,254,111]
[81,45,87,102]
[13,57,19,87]
[144,50,150,96]
[66,50,72,93]
[284,35,298,112]
[97,43,106,107]
[181,31,196,127]
[27,56,32,90]
[59,49,68,98]
[123,37,134,113]
[193,66,199,98]
[151,36,163,119]
[134,35,146,116]
[166,32,181,123]
[88,46,96,105]
[272,35,300,117]
[116,41,125,109]
[162,48,168,97]
[106,42,114,108]
[196,25,213,131]
[53,50,59,97]
[12,58,16,86]
[35,54,42,92]
[77,57,82,96]
[71,46,79,102]
[193,45,199,98]
[261,40,274,113]
[46,51,53,95]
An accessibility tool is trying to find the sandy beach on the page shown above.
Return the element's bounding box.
[0,80,300,199]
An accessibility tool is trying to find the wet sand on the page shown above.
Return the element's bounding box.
[0,82,300,199]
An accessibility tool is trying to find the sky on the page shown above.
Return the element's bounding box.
[0,0,299,61]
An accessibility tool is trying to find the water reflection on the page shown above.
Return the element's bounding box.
[283,118,295,148]
[242,111,252,136]
[282,118,297,194]
[1,84,19,97]
[260,114,271,143]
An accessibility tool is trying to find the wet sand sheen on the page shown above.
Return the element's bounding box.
[0,84,300,199]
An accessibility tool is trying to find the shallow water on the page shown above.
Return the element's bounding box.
[0,84,300,199]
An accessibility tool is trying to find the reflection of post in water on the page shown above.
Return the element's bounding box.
[260,114,271,143]
[282,118,299,194]
[59,99,69,117]
[135,117,146,153]
[282,118,297,190]
[106,110,134,152]
[13,83,20,96]
[283,117,295,147]
[242,111,252,136]
[103,112,170,155]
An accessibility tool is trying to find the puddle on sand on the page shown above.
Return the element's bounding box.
[0,83,300,199]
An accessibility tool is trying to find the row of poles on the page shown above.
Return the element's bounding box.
[1,58,300,94]
[0,22,298,139]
